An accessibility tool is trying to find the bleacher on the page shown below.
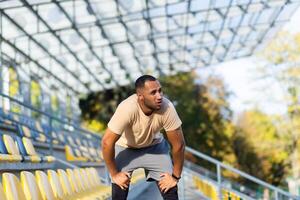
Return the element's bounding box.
[0,96,145,200]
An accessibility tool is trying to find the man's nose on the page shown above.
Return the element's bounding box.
[156,92,163,99]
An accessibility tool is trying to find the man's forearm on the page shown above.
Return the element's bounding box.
[102,144,118,176]
[171,144,185,178]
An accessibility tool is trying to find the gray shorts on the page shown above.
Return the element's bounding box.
[115,139,173,182]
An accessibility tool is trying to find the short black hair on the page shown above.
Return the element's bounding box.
[135,75,157,90]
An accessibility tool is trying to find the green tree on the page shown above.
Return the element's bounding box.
[159,72,235,163]
[234,110,290,186]
[259,31,300,179]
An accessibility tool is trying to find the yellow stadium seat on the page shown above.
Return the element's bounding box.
[35,122,43,133]
[22,126,32,138]
[47,170,65,199]
[22,137,55,162]
[35,170,56,200]
[65,145,88,162]
[2,135,22,162]
[66,169,81,193]
[57,169,73,197]
[2,173,26,200]
[0,182,7,200]
[35,133,47,143]
[20,171,43,200]
[51,132,59,144]
[67,136,76,146]
[75,138,82,146]
[85,168,98,187]
[88,168,101,186]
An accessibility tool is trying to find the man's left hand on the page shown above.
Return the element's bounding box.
[158,173,178,193]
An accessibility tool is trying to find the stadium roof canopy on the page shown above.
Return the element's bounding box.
[1,0,300,95]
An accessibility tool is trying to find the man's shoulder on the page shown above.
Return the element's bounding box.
[120,94,137,105]
[117,94,139,112]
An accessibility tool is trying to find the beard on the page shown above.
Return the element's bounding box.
[144,98,162,111]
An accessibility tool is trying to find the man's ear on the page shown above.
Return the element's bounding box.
[136,89,144,101]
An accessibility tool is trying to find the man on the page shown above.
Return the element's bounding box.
[102,75,185,200]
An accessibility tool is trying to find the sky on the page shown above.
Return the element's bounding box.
[197,6,300,116]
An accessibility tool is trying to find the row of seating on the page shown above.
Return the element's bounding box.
[0,167,111,200]
[0,133,55,163]
[20,125,102,163]
[193,176,243,200]
[1,107,103,162]
[1,108,100,152]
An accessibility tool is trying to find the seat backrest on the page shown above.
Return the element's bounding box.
[51,132,57,139]
[35,170,56,200]
[57,169,72,196]
[0,182,7,200]
[0,134,9,154]
[3,135,21,155]
[80,168,92,189]
[35,122,43,133]
[85,168,97,187]
[89,167,101,185]
[57,134,65,144]
[22,137,38,156]
[74,149,83,157]
[67,136,75,146]
[66,169,81,193]
[20,171,43,200]
[2,173,26,200]
[21,126,32,138]
[15,137,28,156]
[75,138,82,146]
[73,168,86,191]
[47,170,64,199]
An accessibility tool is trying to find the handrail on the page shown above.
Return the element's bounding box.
[0,92,100,139]
[186,146,300,200]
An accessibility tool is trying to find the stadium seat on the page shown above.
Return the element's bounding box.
[35,121,43,133]
[20,171,43,200]
[2,173,26,200]
[66,168,81,193]
[22,137,55,162]
[57,169,73,196]
[67,136,76,147]
[0,182,7,200]
[57,133,66,145]
[35,170,56,200]
[65,145,88,162]
[51,132,59,145]
[47,170,66,199]
[2,135,22,162]
[15,136,41,163]
[0,135,21,162]
[20,126,32,138]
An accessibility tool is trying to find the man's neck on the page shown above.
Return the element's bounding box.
[138,99,153,116]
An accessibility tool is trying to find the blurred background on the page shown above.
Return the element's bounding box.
[1,0,300,199]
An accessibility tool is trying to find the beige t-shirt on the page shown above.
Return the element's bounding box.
[108,94,182,148]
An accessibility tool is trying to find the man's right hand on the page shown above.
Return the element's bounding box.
[111,172,131,190]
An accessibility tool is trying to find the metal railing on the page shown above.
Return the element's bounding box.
[0,92,99,138]
[185,146,300,200]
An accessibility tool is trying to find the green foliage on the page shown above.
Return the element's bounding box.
[159,72,235,162]
[234,110,290,186]
[259,30,300,180]
[79,85,134,132]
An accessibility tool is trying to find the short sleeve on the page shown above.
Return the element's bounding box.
[107,102,131,135]
[163,102,182,131]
